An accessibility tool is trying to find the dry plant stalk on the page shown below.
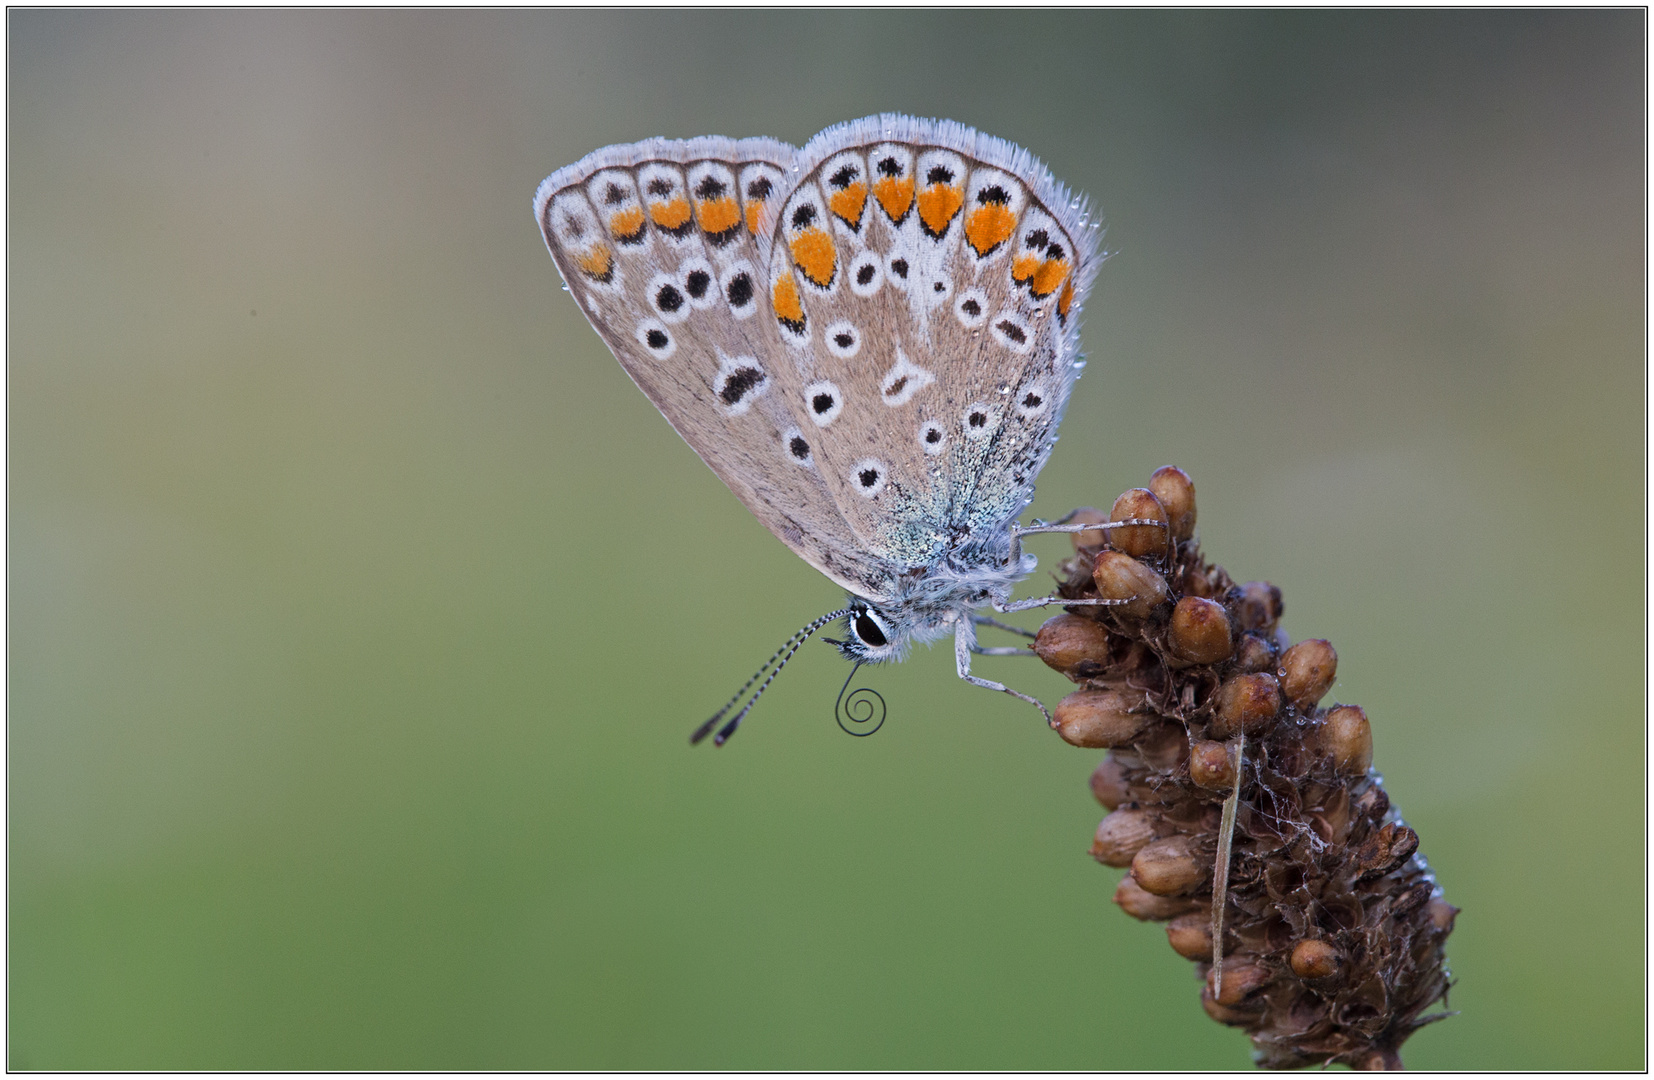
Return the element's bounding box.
[1035,466,1456,1069]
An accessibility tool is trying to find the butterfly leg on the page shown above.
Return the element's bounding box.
[995,595,1127,613]
[1013,518,1169,539]
[971,614,1038,640]
[953,619,1051,723]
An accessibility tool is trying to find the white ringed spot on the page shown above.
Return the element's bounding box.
[847,252,884,298]
[991,311,1033,354]
[824,321,861,360]
[880,349,936,407]
[713,354,768,417]
[918,420,948,455]
[851,458,888,498]
[963,401,999,438]
[635,319,676,359]
[954,287,989,328]
[804,381,844,427]
[781,426,813,468]
[647,270,691,325]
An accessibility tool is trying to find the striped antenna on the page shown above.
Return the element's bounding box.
[690,608,851,747]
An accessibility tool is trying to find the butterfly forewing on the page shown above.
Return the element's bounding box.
[535,136,898,600]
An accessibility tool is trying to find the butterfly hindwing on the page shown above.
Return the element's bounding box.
[757,115,1101,573]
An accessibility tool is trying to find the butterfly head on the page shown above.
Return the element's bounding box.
[830,601,908,664]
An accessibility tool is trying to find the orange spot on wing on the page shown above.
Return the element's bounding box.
[696,196,741,235]
[608,206,645,241]
[790,226,837,287]
[917,184,963,236]
[829,182,867,228]
[1058,278,1075,318]
[575,244,612,280]
[873,176,914,221]
[965,204,1017,256]
[1012,253,1041,282]
[745,199,765,235]
[649,197,692,230]
[772,275,805,329]
[1030,258,1071,298]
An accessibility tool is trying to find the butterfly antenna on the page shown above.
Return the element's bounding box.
[691,608,851,747]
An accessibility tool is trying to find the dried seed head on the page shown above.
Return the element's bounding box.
[1204,957,1271,1005]
[1168,596,1234,665]
[1051,688,1151,748]
[1064,506,1113,551]
[1108,488,1169,558]
[1089,756,1130,810]
[1091,808,1156,867]
[1033,614,1114,678]
[1131,834,1207,896]
[1209,672,1283,739]
[1289,938,1343,980]
[1166,911,1216,961]
[1229,631,1278,674]
[1229,580,1282,631]
[1320,704,1373,775]
[1147,465,1197,541]
[1189,739,1236,790]
[1092,550,1170,620]
[1114,875,1201,921]
[1279,638,1338,709]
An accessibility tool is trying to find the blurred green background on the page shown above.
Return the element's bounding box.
[9,10,1643,1070]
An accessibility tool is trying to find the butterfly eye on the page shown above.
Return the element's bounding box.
[852,608,891,648]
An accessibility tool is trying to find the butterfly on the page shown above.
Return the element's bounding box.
[535,114,1129,744]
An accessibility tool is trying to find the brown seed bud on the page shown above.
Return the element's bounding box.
[1209,672,1282,739]
[1200,987,1264,1026]
[1131,835,1207,896]
[1279,638,1337,709]
[1229,580,1282,631]
[1320,704,1373,775]
[1063,506,1113,551]
[1089,756,1130,810]
[1051,689,1150,748]
[1092,550,1170,620]
[1205,958,1271,1005]
[1289,938,1342,980]
[1352,1048,1404,1071]
[1427,898,1460,934]
[1113,875,1201,921]
[1033,614,1113,678]
[1091,754,1131,803]
[1135,721,1189,771]
[1107,488,1169,558]
[1229,631,1277,674]
[1168,596,1233,665]
[1166,912,1215,960]
[1091,808,1156,867]
[1147,466,1196,541]
[1188,739,1236,789]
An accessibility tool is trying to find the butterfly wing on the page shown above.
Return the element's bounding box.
[756,115,1102,572]
[535,135,901,600]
